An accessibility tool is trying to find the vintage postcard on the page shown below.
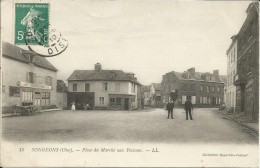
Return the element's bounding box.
[1,0,259,167]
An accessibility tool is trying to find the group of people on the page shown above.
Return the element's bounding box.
[71,102,91,111]
[166,97,193,120]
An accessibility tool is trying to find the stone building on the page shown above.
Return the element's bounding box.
[141,83,162,108]
[226,35,238,112]
[234,2,259,120]
[161,68,226,107]
[67,63,142,110]
[2,42,58,113]
[150,83,162,108]
[141,85,151,106]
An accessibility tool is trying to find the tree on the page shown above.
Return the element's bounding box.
[57,80,68,93]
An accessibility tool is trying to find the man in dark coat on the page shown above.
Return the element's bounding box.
[167,99,174,119]
[184,97,193,120]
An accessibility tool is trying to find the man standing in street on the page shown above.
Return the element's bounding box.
[167,99,174,119]
[184,97,193,120]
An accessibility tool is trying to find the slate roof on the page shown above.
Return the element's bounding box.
[166,71,226,83]
[2,42,58,72]
[68,70,142,85]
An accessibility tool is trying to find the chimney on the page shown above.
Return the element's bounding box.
[188,67,195,77]
[95,63,102,72]
[213,70,219,77]
[126,72,135,78]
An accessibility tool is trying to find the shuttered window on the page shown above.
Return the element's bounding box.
[27,72,36,83]
[73,83,77,92]
[191,96,196,104]
[45,76,53,86]
[85,83,90,92]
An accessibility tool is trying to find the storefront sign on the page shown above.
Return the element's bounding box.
[17,81,52,90]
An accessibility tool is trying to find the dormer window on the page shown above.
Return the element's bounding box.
[187,74,191,79]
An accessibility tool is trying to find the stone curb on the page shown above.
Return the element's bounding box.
[220,111,259,136]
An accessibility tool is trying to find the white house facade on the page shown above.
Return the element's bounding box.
[67,63,142,110]
[226,35,238,111]
[2,42,58,113]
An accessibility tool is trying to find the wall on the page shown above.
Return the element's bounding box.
[235,3,259,120]
[68,81,139,109]
[161,79,224,107]
[2,57,57,108]
[56,92,67,109]
[226,39,237,110]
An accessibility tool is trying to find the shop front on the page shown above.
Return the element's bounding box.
[108,94,136,110]
[17,81,53,110]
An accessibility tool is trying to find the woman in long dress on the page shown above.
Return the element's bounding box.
[71,102,76,111]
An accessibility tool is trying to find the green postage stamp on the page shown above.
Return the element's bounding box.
[15,3,49,45]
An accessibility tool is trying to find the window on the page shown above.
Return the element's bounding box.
[212,87,215,92]
[248,55,252,74]
[207,97,211,104]
[234,47,236,61]
[182,95,187,104]
[231,92,234,107]
[131,98,135,108]
[73,83,77,91]
[200,97,203,104]
[28,72,35,83]
[85,83,90,92]
[217,87,220,93]
[9,86,20,97]
[182,84,187,91]
[228,55,230,67]
[99,97,104,105]
[191,96,196,104]
[116,98,121,105]
[41,92,50,106]
[200,85,203,92]
[115,83,120,92]
[131,83,136,93]
[203,97,207,104]
[34,92,41,106]
[45,76,53,86]
[22,91,33,106]
[233,48,236,61]
[2,85,5,93]
[103,83,108,91]
[190,84,195,91]
[207,86,209,92]
[110,98,115,106]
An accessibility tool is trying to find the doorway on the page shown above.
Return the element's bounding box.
[124,98,129,110]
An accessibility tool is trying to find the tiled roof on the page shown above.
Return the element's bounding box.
[68,70,142,85]
[2,42,58,71]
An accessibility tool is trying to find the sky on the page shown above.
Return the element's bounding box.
[2,0,254,85]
